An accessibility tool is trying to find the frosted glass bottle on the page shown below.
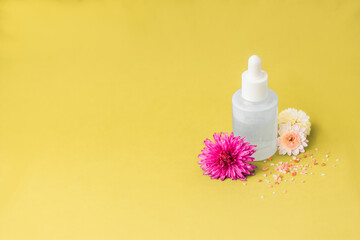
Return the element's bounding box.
[232,56,278,161]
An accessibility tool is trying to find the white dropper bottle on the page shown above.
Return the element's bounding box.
[232,55,278,161]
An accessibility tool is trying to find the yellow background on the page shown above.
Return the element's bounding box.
[0,0,359,239]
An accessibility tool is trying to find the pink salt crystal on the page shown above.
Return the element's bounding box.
[243,182,246,186]
[325,155,329,158]
[268,184,272,188]
[257,179,262,182]
[300,171,307,175]
[262,167,268,171]
[263,174,267,177]
[301,180,305,183]
[292,156,297,160]
[268,171,272,175]
[305,164,309,167]
[308,153,312,157]
[321,163,326,166]
[315,148,319,151]
[275,163,294,174]
[283,190,287,193]
[303,154,307,158]
[291,171,297,176]
[275,181,280,184]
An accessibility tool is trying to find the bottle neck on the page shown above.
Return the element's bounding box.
[241,70,268,102]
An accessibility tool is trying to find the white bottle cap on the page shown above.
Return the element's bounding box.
[241,55,268,102]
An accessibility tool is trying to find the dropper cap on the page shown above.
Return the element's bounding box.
[241,55,268,102]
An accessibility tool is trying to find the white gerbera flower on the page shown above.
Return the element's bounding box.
[278,108,311,136]
[277,122,308,156]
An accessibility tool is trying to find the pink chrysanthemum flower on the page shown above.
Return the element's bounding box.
[198,132,257,181]
[277,122,308,156]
